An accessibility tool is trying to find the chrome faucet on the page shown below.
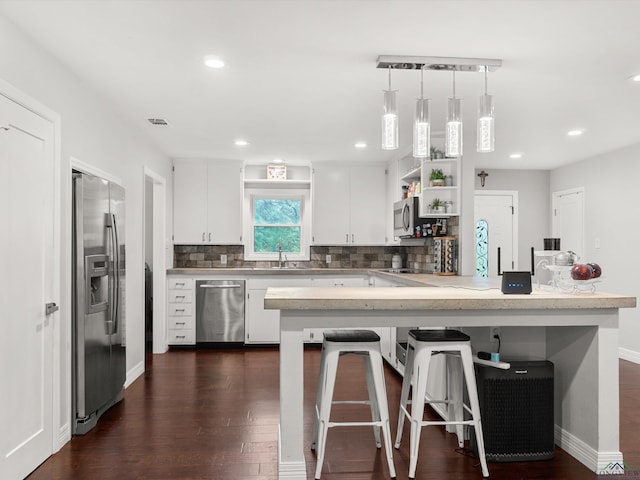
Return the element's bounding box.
[278,240,285,268]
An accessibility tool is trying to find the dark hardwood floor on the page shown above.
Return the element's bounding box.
[28,348,640,480]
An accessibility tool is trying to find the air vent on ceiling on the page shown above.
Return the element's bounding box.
[147,118,168,126]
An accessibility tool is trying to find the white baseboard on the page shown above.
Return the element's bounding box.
[125,361,145,388]
[54,424,71,452]
[619,347,640,364]
[554,425,624,474]
[278,426,307,480]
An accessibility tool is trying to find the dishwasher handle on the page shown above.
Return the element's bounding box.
[199,284,242,289]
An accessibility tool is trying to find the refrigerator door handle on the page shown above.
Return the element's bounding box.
[111,213,120,335]
[105,213,119,335]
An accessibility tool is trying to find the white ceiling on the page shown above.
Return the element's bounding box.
[1,0,640,170]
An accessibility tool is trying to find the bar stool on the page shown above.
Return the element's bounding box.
[311,329,396,479]
[394,329,489,478]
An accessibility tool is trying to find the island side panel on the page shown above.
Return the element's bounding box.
[278,314,307,480]
[546,312,622,472]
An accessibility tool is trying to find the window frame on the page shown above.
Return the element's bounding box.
[243,188,311,261]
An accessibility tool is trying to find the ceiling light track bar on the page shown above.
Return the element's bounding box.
[376,55,502,72]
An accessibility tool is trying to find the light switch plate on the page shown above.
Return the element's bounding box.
[326,255,331,264]
[220,254,227,265]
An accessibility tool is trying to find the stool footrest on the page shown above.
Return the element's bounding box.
[327,421,384,428]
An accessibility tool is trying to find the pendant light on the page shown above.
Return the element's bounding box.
[382,67,399,150]
[413,66,431,158]
[477,67,495,153]
[445,70,463,157]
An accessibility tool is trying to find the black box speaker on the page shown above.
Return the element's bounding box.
[471,360,555,462]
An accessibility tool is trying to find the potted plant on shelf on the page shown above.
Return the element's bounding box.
[429,169,445,187]
[429,198,447,214]
[430,146,444,159]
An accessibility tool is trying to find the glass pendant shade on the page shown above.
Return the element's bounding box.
[382,89,398,150]
[413,98,431,158]
[445,97,463,157]
[477,93,495,153]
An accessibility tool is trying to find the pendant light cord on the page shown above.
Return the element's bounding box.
[420,66,424,100]
[452,70,456,99]
[388,66,392,91]
[484,68,488,95]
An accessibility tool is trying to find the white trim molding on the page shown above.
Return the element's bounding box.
[125,361,145,389]
[619,347,640,365]
[554,424,624,474]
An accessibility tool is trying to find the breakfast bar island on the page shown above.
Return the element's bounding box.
[264,282,635,479]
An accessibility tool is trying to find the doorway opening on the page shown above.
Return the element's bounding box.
[143,168,167,360]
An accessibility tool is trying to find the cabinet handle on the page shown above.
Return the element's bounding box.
[345,233,348,243]
[175,321,186,325]
[175,295,185,298]
[176,335,185,339]
[202,232,205,242]
[351,233,355,243]
[176,282,185,286]
[209,233,212,242]
[175,309,185,313]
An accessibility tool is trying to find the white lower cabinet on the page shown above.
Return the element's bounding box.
[167,277,195,345]
[245,277,312,344]
[166,273,397,348]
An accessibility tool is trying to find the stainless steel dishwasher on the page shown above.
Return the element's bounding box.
[196,280,245,344]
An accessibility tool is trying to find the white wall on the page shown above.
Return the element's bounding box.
[0,13,173,445]
[551,144,640,362]
[474,169,551,269]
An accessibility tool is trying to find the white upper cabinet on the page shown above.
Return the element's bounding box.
[173,160,242,244]
[313,164,386,245]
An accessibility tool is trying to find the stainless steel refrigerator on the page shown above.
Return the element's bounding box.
[72,171,126,435]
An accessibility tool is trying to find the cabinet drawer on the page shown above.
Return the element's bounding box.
[168,304,193,316]
[168,329,195,345]
[168,316,193,329]
[168,278,193,290]
[168,291,193,303]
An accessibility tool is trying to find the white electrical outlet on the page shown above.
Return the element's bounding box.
[326,254,331,264]
[490,327,501,343]
[220,254,227,265]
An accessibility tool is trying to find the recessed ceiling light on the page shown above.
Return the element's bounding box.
[509,153,523,159]
[203,55,225,69]
[630,74,640,82]
[567,129,584,136]
[234,139,249,146]
[354,142,367,148]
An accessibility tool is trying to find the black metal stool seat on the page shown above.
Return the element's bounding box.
[409,329,470,343]
[323,329,380,343]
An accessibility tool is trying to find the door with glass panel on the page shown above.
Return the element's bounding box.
[474,191,517,277]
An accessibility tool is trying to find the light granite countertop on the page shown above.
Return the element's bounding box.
[264,285,636,311]
[167,267,636,310]
[167,267,374,276]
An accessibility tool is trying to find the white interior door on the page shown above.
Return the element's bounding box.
[552,188,585,260]
[0,94,55,479]
[474,191,517,277]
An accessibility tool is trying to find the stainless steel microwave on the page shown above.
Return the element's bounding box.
[393,197,448,239]
[393,197,420,238]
